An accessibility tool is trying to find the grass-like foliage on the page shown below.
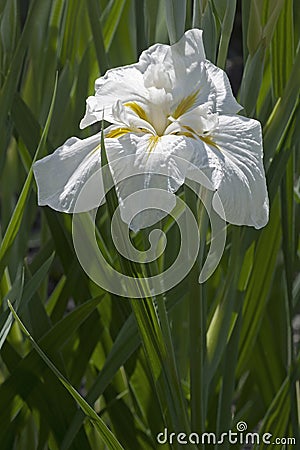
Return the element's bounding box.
[0,1,299,449]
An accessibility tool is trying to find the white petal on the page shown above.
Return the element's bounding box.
[105,133,197,229]
[169,29,212,107]
[139,29,213,112]
[111,100,156,134]
[80,29,210,130]
[170,63,217,117]
[107,133,197,190]
[80,66,148,128]
[33,133,103,212]
[205,61,242,114]
[171,28,206,64]
[167,103,219,135]
[204,115,269,228]
[139,28,206,73]
[143,63,172,90]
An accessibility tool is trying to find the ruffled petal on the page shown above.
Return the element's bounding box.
[139,28,206,83]
[81,29,211,130]
[80,66,148,128]
[105,133,197,229]
[139,29,213,112]
[171,28,206,64]
[167,102,219,135]
[33,133,103,212]
[111,100,156,135]
[197,115,269,228]
[204,61,242,114]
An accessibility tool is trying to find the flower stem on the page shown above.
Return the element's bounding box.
[156,293,192,431]
[185,184,208,435]
[142,228,192,438]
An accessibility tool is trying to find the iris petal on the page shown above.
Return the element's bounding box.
[33,133,103,212]
[198,115,269,229]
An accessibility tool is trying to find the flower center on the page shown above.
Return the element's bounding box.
[106,91,218,152]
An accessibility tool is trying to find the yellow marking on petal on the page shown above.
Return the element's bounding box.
[173,89,200,119]
[179,131,195,139]
[171,130,195,139]
[137,127,151,133]
[199,134,219,149]
[183,125,219,149]
[183,125,195,134]
[171,125,219,150]
[106,127,132,138]
[147,135,160,154]
[124,102,149,122]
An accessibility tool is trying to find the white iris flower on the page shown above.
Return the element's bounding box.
[33,29,269,229]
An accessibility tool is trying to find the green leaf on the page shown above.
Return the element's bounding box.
[237,196,282,374]
[0,296,102,439]
[246,0,263,56]
[102,0,126,51]
[0,0,39,168]
[165,0,187,44]
[253,376,291,450]
[8,301,125,450]
[0,0,18,59]
[61,314,139,449]
[0,74,57,272]
[87,0,109,74]
[201,1,218,63]
[21,253,55,312]
[240,44,265,116]
[0,268,24,349]
[144,0,160,45]
[264,44,300,161]
[11,93,43,160]
[216,0,237,69]
[271,0,294,98]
